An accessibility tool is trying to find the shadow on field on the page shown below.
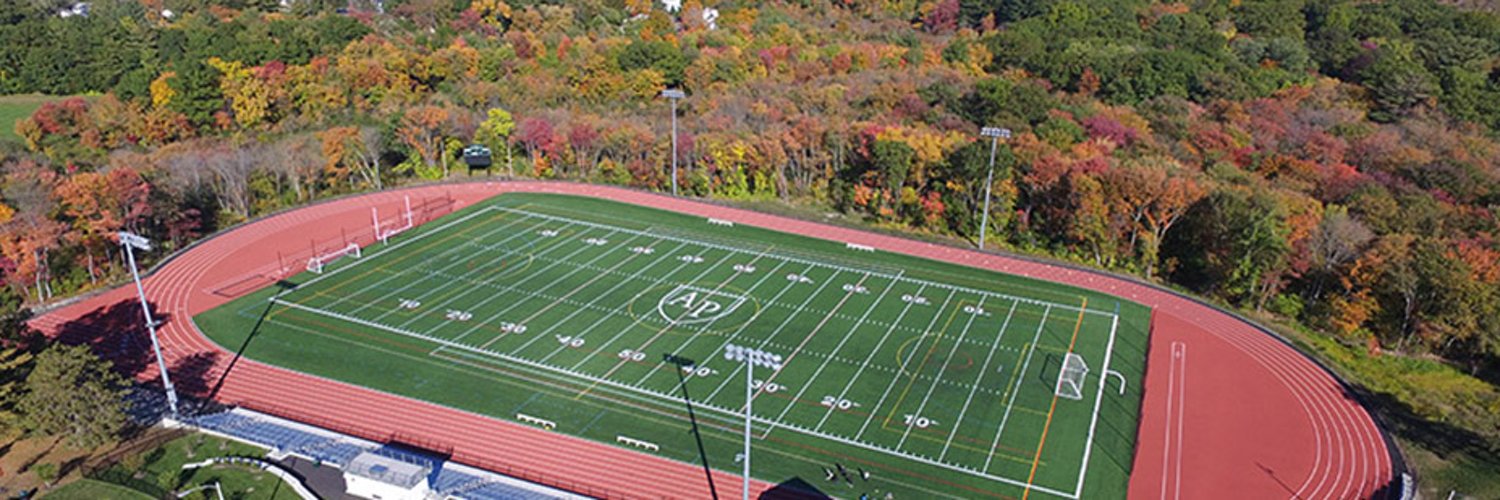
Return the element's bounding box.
[666,353,720,500]
[208,280,297,400]
[759,477,829,499]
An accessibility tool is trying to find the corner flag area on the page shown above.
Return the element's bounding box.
[196,193,1150,499]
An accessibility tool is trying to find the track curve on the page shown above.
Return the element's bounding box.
[29,181,1396,499]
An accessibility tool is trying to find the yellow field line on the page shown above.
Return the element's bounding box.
[881,299,966,429]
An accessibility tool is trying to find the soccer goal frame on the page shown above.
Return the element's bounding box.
[306,242,362,274]
[1055,352,1089,400]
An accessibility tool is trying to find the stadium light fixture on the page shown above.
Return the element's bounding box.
[118,231,180,417]
[977,127,1012,250]
[723,343,781,500]
[662,89,687,197]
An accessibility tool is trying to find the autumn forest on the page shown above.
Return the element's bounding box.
[2,0,1500,491]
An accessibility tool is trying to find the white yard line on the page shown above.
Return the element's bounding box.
[703,268,845,403]
[896,296,987,450]
[765,273,897,434]
[349,217,566,319]
[984,304,1052,474]
[490,207,1109,318]
[508,240,692,360]
[384,226,626,327]
[813,283,927,433]
[474,233,659,350]
[941,299,1019,461]
[627,258,790,386]
[854,289,959,441]
[654,262,815,393]
[305,215,548,314]
[558,250,743,371]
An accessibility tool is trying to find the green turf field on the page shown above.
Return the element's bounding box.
[196,193,1151,499]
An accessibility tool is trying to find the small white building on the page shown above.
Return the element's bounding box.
[342,452,432,500]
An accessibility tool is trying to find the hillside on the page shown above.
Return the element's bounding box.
[0,0,1497,495]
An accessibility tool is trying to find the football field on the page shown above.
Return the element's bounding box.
[198,193,1150,499]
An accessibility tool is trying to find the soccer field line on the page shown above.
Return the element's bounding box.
[291,214,551,313]
[1071,306,1122,498]
[474,231,658,350]
[488,206,1111,319]
[391,225,636,331]
[1024,300,1090,499]
[763,270,892,435]
[702,267,845,403]
[627,256,792,387]
[986,305,1051,475]
[541,245,741,369]
[895,295,991,450]
[267,294,1080,499]
[943,300,1021,462]
[514,239,694,362]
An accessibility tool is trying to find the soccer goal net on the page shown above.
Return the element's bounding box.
[1055,352,1089,400]
[306,242,362,274]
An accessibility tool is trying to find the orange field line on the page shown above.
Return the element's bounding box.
[1022,297,1086,500]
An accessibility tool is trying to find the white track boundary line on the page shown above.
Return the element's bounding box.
[941,299,1020,461]
[489,207,1110,319]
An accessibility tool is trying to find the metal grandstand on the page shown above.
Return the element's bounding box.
[180,408,581,500]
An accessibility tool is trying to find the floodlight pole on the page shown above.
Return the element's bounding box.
[119,231,179,417]
[978,127,1012,250]
[724,344,781,500]
[662,89,686,196]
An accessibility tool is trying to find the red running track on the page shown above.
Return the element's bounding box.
[29,182,1396,499]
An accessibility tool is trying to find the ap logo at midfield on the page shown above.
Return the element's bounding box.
[657,284,747,324]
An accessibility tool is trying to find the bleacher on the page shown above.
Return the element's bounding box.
[184,409,580,500]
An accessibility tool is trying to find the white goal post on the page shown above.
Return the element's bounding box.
[1055,352,1089,400]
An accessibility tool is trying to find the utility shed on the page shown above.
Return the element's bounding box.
[342,451,432,500]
